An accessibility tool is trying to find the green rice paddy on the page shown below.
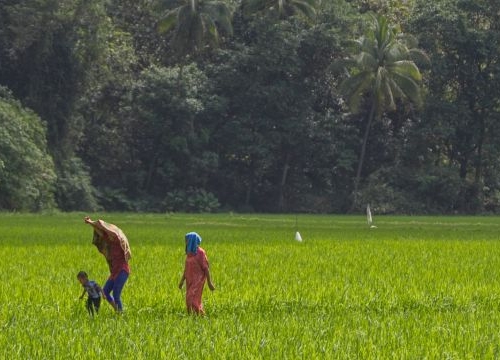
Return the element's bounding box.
[1,213,500,359]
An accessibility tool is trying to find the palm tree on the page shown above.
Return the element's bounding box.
[156,0,233,93]
[242,0,318,20]
[157,0,233,58]
[339,14,428,210]
[154,0,233,180]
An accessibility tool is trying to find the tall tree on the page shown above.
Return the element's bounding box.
[0,0,114,210]
[408,0,500,212]
[0,87,56,211]
[157,0,233,59]
[206,17,321,211]
[339,14,427,209]
[107,0,165,67]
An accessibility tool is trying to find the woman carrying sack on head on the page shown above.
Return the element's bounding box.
[84,216,131,313]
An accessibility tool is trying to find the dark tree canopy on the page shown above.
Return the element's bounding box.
[1,0,499,214]
[0,87,56,211]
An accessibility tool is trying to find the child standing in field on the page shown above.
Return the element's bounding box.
[178,232,215,315]
[77,271,104,316]
[84,216,131,313]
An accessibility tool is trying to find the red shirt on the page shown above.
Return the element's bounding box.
[109,240,130,280]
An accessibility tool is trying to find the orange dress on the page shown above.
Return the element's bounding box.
[184,247,209,314]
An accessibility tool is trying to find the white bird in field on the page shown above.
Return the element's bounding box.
[366,204,377,228]
[295,231,303,242]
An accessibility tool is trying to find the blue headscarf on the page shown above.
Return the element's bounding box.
[185,232,202,254]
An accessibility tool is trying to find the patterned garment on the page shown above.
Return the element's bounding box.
[108,241,130,280]
[92,220,131,277]
[82,280,101,299]
[184,247,209,315]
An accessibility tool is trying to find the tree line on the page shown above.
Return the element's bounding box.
[1,0,499,214]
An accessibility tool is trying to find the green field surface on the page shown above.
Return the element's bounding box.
[1,213,500,359]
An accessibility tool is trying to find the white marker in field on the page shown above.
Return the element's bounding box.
[294,215,303,241]
[366,204,377,228]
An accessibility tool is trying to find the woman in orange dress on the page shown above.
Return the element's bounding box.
[178,232,215,315]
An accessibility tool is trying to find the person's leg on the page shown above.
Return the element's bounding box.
[86,298,94,316]
[112,270,129,312]
[93,297,101,314]
[103,278,117,310]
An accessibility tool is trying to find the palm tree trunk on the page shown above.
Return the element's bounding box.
[474,115,485,210]
[352,101,376,211]
[176,63,185,92]
[278,152,291,211]
[176,63,195,134]
[144,143,161,191]
[245,160,255,208]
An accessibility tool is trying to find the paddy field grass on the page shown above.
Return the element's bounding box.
[1,213,500,359]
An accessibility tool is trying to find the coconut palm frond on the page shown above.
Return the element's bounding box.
[408,48,431,68]
[157,9,180,33]
[203,2,233,36]
[291,0,317,19]
[243,0,318,19]
[356,51,378,70]
[340,71,374,112]
[337,14,428,209]
[158,0,233,57]
[391,60,422,81]
[391,71,422,107]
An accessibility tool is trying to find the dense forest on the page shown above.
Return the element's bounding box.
[0,0,499,214]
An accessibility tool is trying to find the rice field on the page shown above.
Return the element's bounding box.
[1,213,500,359]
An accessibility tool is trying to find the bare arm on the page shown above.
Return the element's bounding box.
[178,273,186,289]
[84,216,96,226]
[205,267,215,291]
[79,289,86,300]
[84,216,105,238]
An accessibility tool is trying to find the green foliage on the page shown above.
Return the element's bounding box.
[207,17,332,211]
[156,0,234,58]
[408,0,500,211]
[0,0,113,151]
[0,0,134,212]
[95,187,137,212]
[347,0,415,22]
[1,0,500,214]
[340,14,426,114]
[79,63,223,212]
[54,157,99,211]
[339,14,427,209]
[164,188,220,212]
[106,0,166,65]
[242,0,319,20]
[359,166,467,214]
[0,87,56,211]
[126,64,220,197]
